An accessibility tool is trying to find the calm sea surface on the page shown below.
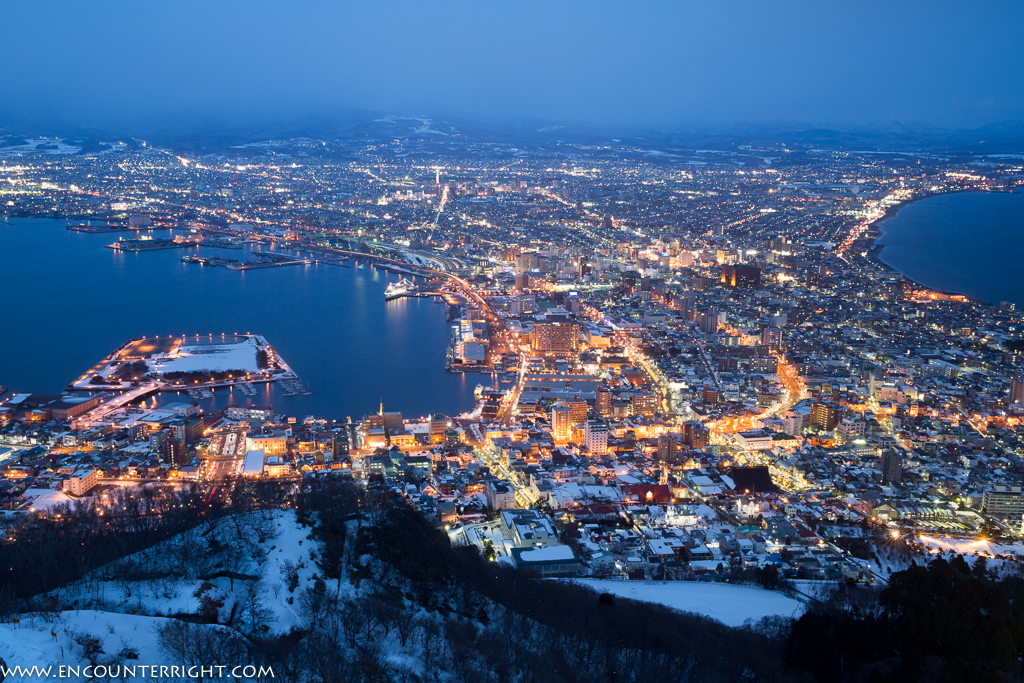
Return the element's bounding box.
[875,191,1024,307]
[0,217,478,420]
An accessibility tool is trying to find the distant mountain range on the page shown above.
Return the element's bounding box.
[1,108,1022,155]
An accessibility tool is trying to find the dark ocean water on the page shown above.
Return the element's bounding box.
[0,217,478,420]
[875,191,1024,307]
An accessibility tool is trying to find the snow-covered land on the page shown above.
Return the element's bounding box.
[0,611,231,680]
[572,579,803,626]
[149,337,263,374]
[48,509,322,634]
[0,509,326,680]
[0,492,804,682]
[21,488,75,511]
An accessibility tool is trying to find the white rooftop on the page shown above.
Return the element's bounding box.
[243,449,266,475]
[518,545,575,563]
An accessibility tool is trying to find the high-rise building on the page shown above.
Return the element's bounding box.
[531,322,580,355]
[515,252,540,274]
[1011,375,1024,405]
[698,311,721,335]
[630,392,657,417]
[760,327,783,353]
[783,410,804,436]
[702,386,719,405]
[550,402,573,442]
[173,416,205,445]
[810,400,839,431]
[162,436,187,467]
[683,421,710,450]
[749,356,779,374]
[584,419,608,455]
[880,449,902,485]
[721,264,761,288]
[657,433,679,463]
[567,399,589,425]
[837,417,866,443]
[595,387,612,417]
[982,486,1024,520]
[149,428,171,453]
[511,294,536,316]
[429,414,449,443]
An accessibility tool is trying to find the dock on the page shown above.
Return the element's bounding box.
[67,223,137,233]
[182,255,240,267]
[276,374,312,396]
[108,237,201,251]
[181,252,311,270]
[232,250,312,270]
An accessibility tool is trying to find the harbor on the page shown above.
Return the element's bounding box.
[62,332,321,426]
[0,217,476,420]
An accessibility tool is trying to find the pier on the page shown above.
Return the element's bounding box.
[107,236,202,251]
[181,251,312,270]
[67,223,138,233]
[384,277,465,305]
[276,374,312,396]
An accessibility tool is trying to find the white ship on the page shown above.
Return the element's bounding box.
[385,278,417,300]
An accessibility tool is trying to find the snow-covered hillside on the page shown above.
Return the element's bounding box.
[50,509,325,634]
[0,510,327,681]
[0,611,234,681]
[0,487,803,683]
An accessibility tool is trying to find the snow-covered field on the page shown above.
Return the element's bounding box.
[149,337,262,374]
[22,488,76,511]
[572,579,803,627]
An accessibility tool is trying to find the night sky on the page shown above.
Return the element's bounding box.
[3,0,1022,129]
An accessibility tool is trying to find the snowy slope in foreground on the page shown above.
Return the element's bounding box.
[573,580,803,627]
[53,509,324,634]
[0,611,223,681]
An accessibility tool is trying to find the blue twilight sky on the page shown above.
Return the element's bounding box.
[3,0,1023,130]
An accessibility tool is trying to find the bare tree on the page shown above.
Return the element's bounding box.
[298,579,329,628]
[238,578,273,635]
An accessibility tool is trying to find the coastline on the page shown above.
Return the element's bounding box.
[864,189,1019,304]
